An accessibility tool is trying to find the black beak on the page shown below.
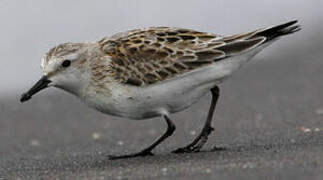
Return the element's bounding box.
[20,76,52,102]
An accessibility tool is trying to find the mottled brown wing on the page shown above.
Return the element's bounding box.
[99,27,265,86]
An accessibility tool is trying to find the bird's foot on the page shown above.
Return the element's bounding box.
[172,146,199,154]
[108,150,154,160]
[173,126,215,154]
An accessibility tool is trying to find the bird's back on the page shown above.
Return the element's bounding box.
[98,21,299,88]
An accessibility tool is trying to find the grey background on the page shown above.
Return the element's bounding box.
[1,0,323,179]
[0,0,322,93]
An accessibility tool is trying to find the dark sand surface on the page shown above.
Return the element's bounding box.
[1,51,322,179]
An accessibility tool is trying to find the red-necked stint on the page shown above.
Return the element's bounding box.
[21,20,300,159]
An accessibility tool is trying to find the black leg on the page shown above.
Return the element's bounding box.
[173,86,220,153]
[109,115,176,160]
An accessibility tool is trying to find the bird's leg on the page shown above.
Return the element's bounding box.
[173,86,222,153]
[109,115,175,160]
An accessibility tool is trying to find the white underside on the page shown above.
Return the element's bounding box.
[82,43,272,120]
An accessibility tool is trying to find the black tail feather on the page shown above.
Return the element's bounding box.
[252,20,301,42]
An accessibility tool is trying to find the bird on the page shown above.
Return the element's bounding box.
[20,20,300,159]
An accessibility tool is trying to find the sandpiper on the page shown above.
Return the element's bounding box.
[20,20,300,159]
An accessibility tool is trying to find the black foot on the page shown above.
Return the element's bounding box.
[172,126,215,154]
[172,147,198,154]
[108,150,154,160]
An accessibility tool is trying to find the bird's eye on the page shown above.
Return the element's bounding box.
[62,60,71,68]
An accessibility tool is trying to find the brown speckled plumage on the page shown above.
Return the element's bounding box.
[98,27,266,86]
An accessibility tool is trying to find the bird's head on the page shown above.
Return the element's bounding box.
[20,42,100,102]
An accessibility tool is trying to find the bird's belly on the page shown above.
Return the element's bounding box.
[83,78,215,120]
[94,85,212,120]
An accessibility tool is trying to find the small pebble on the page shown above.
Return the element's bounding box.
[92,132,101,140]
[290,139,296,143]
[117,140,124,146]
[206,168,211,173]
[190,130,196,136]
[242,162,255,169]
[161,167,168,173]
[300,127,311,133]
[314,128,320,132]
[30,139,40,146]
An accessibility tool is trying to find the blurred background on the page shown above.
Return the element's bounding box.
[0,0,323,179]
[0,0,322,93]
